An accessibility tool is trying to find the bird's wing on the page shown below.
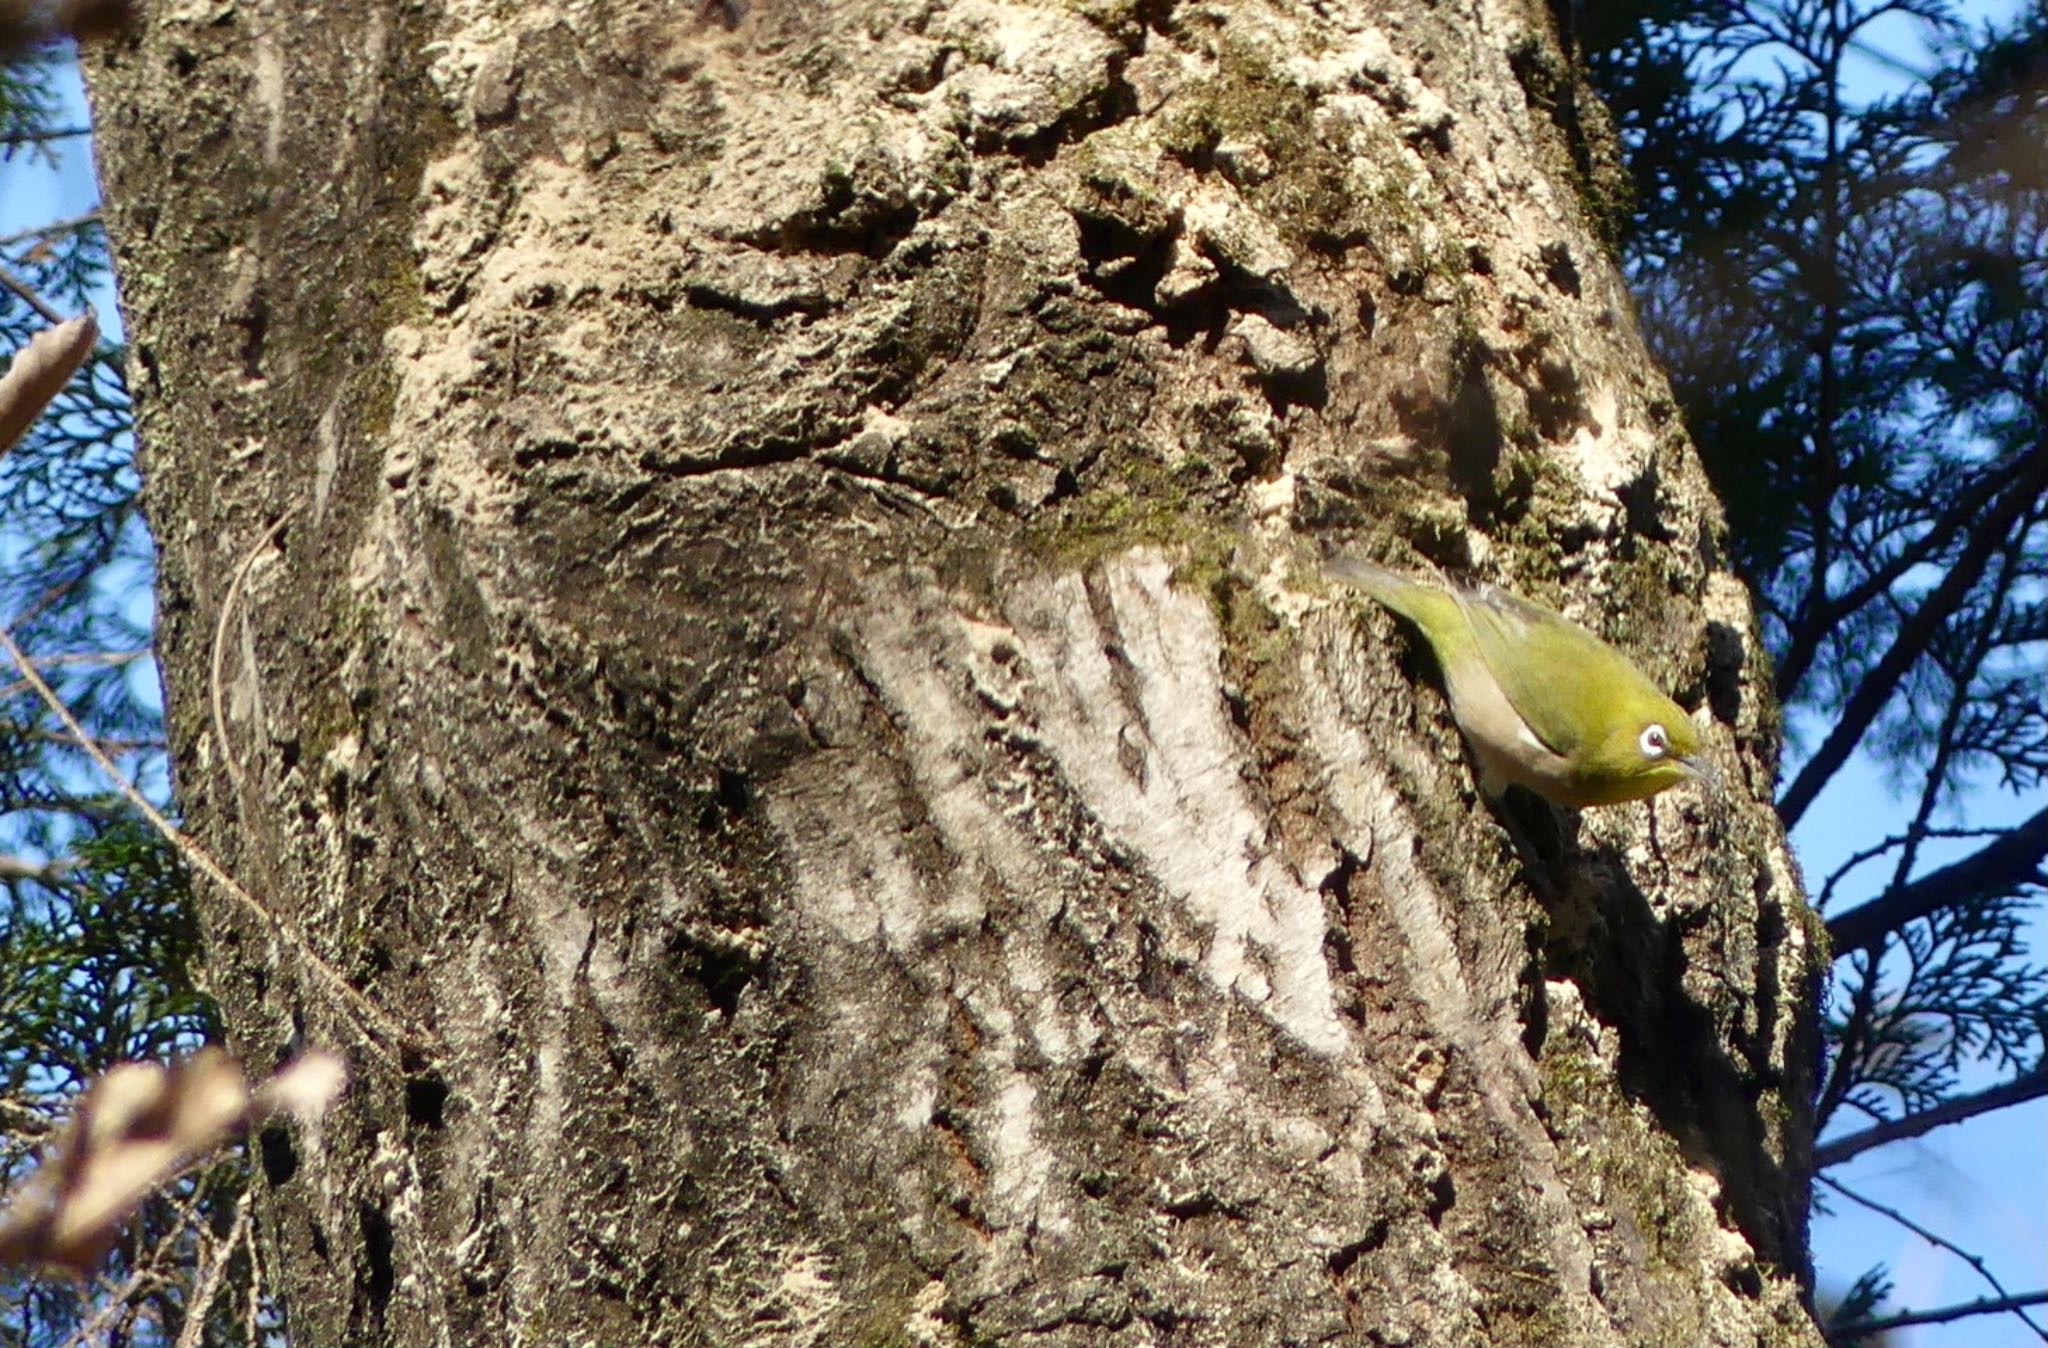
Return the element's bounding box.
[1455,584,1654,758]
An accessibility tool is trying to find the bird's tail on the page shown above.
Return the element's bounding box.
[1325,555,1477,660]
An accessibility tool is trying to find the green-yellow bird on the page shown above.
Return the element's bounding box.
[1328,557,1717,808]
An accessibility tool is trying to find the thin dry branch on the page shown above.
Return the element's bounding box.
[0,261,66,325]
[1815,824,2012,912]
[0,211,101,250]
[47,1178,196,1348]
[1819,1173,2048,1340]
[209,509,298,799]
[171,1187,251,1348]
[1833,1290,2048,1338]
[0,619,417,1063]
[0,852,75,883]
[0,125,91,146]
[1813,1065,2048,1169]
[1827,809,2048,951]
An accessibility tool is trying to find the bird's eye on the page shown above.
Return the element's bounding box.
[1639,724,1669,759]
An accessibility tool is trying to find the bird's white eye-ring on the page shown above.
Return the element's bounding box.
[1640,724,1669,759]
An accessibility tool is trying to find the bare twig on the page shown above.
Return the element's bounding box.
[241,1196,267,1341]
[0,209,102,250]
[1827,809,2048,950]
[0,852,75,883]
[209,509,298,799]
[1776,463,2009,703]
[51,1259,161,1347]
[171,1187,251,1348]
[1815,825,2012,912]
[0,125,91,147]
[8,728,169,753]
[48,1174,197,1348]
[1819,1174,2048,1340]
[0,260,66,325]
[0,618,415,1064]
[1833,1290,2048,1338]
[1,645,148,671]
[1814,1065,2048,1169]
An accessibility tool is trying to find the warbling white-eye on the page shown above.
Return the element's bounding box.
[1328,557,1717,808]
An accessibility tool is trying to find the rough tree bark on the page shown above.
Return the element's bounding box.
[86,0,1825,1343]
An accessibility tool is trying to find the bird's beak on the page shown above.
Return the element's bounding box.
[1678,754,1723,796]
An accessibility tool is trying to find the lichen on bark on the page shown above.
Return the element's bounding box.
[85,0,1824,1343]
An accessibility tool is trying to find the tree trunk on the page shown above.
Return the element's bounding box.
[85,0,1825,1343]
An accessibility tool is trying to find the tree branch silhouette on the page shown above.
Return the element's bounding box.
[1814,1065,2048,1169]
[1827,809,2048,951]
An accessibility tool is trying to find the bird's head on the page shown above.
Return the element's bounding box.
[1572,693,1718,806]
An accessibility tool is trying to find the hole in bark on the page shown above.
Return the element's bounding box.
[697,0,746,30]
[675,933,762,1019]
[359,1203,396,1312]
[696,947,753,1017]
[231,296,267,380]
[697,766,753,830]
[1320,847,1363,981]
[1221,682,1252,733]
[406,1075,450,1129]
[1443,358,1505,513]
[258,1123,298,1186]
[1526,350,1587,440]
[1253,358,1329,417]
[1539,241,1582,297]
[747,179,921,260]
[1077,1048,1108,1085]
[1703,620,1746,728]
[1160,1191,1246,1220]
[1617,464,1674,544]
[1390,344,1505,519]
[1072,210,1178,317]
[1424,1169,1456,1224]
[1326,1217,1390,1279]
[1136,920,1171,999]
[1324,921,1358,979]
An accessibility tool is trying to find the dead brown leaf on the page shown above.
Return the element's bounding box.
[0,1049,346,1274]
